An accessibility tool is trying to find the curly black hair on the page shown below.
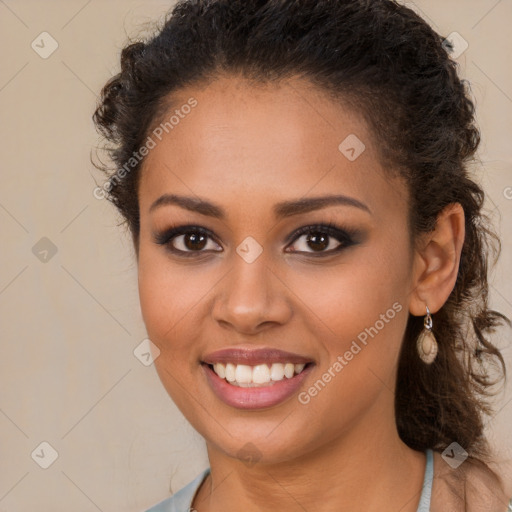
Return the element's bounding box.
[92,0,511,498]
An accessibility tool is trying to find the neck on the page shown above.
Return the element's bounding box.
[194,399,427,512]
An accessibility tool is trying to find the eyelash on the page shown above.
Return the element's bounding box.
[153,221,360,258]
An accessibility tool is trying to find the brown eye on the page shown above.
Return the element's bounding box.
[287,227,348,254]
[288,231,341,253]
[304,232,330,252]
[170,231,221,253]
[183,232,208,250]
[153,225,222,255]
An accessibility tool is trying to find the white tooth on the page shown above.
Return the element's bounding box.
[270,363,285,381]
[225,363,236,382]
[294,363,305,374]
[252,364,271,384]
[221,362,305,385]
[235,364,253,384]
[214,363,226,379]
[284,363,295,379]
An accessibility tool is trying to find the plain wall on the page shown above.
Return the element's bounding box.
[0,1,511,510]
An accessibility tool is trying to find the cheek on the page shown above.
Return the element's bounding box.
[138,240,202,319]
[287,238,409,377]
[287,257,408,426]
[137,247,201,353]
[289,251,406,335]
[137,249,207,409]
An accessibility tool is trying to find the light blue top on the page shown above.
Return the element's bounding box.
[145,449,434,511]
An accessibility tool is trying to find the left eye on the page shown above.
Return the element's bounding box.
[286,226,352,254]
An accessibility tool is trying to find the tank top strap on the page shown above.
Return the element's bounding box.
[416,448,433,512]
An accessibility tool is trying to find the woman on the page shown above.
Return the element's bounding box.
[92,1,512,510]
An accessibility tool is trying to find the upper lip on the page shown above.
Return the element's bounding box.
[202,347,313,366]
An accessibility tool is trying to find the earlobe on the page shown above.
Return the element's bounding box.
[409,203,465,316]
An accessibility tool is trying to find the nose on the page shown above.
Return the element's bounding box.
[211,252,293,335]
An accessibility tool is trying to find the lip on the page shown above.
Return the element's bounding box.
[202,347,313,366]
[202,362,314,409]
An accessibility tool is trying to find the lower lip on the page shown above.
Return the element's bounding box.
[202,363,313,410]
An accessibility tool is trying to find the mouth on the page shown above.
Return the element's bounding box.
[203,361,312,387]
[201,347,315,409]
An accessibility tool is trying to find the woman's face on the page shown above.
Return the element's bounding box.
[137,76,415,464]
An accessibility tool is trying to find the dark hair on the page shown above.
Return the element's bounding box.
[93,0,510,495]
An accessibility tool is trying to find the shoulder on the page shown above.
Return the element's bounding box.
[144,468,210,512]
[431,451,511,512]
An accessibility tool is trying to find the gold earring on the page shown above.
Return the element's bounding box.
[417,305,438,364]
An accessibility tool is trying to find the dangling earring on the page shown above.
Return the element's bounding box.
[417,305,438,364]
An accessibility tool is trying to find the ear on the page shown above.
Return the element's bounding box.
[409,203,465,316]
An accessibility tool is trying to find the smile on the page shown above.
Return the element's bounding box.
[201,347,315,409]
[209,362,308,387]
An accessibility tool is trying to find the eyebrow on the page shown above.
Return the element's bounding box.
[149,193,371,218]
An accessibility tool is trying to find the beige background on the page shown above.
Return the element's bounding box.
[0,1,510,510]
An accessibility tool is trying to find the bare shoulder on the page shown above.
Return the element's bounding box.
[430,451,511,512]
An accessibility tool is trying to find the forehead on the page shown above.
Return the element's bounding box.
[138,75,406,221]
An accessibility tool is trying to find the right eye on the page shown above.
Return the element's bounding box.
[153,225,223,256]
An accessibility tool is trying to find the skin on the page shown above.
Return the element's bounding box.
[136,75,467,512]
